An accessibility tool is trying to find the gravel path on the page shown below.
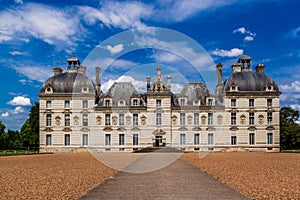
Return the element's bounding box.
[0,152,117,199]
[181,152,300,200]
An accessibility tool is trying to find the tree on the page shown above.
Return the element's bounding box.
[280,107,300,150]
[20,102,39,150]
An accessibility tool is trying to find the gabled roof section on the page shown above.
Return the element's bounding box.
[148,66,169,93]
[178,82,210,106]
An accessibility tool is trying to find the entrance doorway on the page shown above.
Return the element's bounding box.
[155,136,163,147]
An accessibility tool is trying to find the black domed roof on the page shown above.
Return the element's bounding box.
[224,71,279,92]
[40,71,96,94]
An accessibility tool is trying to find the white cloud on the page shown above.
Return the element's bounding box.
[0,3,83,46]
[151,51,182,63]
[78,1,152,30]
[9,51,24,56]
[8,96,31,106]
[171,83,184,94]
[12,106,25,114]
[291,104,300,111]
[244,36,254,41]
[101,75,146,93]
[155,0,238,22]
[106,44,124,55]
[212,48,244,57]
[280,81,300,92]
[1,112,9,117]
[233,27,256,42]
[14,65,52,82]
[14,0,23,4]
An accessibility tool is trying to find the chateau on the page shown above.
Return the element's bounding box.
[39,55,281,152]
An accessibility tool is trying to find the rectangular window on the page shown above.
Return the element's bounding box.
[249,99,254,107]
[231,99,236,107]
[231,131,237,145]
[46,114,52,126]
[119,134,125,146]
[194,133,200,145]
[156,113,162,125]
[249,133,255,145]
[267,112,273,125]
[133,114,138,126]
[194,113,199,125]
[64,100,70,108]
[105,114,111,126]
[267,133,273,144]
[180,113,185,125]
[64,134,70,146]
[249,112,254,125]
[180,133,186,145]
[119,114,124,126]
[267,99,272,107]
[208,99,213,106]
[64,114,70,126]
[231,113,236,125]
[180,99,185,107]
[46,134,52,146]
[133,99,138,106]
[82,100,88,108]
[133,134,138,146]
[105,100,110,107]
[208,133,214,145]
[82,134,88,146]
[82,114,88,126]
[156,99,161,107]
[208,113,213,125]
[105,134,111,146]
[46,100,52,109]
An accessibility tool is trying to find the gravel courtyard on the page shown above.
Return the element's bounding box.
[181,152,300,200]
[0,151,299,199]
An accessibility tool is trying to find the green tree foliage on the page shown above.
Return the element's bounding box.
[20,102,39,150]
[280,107,300,150]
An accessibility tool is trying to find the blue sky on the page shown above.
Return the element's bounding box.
[0,0,300,130]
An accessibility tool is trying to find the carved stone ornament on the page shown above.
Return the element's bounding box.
[201,115,207,125]
[96,115,102,125]
[112,115,118,125]
[187,115,193,125]
[258,114,264,124]
[73,115,79,126]
[126,115,132,125]
[217,115,223,125]
[171,115,177,125]
[240,114,246,125]
[55,115,61,126]
[141,115,147,125]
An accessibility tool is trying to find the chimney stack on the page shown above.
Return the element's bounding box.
[53,67,62,76]
[167,76,172,91]
[95,67,101,92]
[232,63,242,73]
[146,76,151,91]
[256,64,265,73]
[216,63,223,87]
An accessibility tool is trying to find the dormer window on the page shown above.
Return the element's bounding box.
[105,100,110,107]
[45,87,53,94]
[208,99,213,106]
[119,100,125,106]
[180,99,185,107]
[133,99,138,106]
[82,87,89,93]
[265,85,273,91]
[230,85,238,92]
[194,100,199,106]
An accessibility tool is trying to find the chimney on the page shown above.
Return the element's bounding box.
[53,67,62,76]
[216,63,223,87]
[77,66,86,75]
[256,64,265,73]
[95,67,101,92]
[167,76,172,91]
[232,63,242,73]
[146,76,151,91]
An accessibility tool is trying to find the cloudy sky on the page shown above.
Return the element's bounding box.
[0,0,300,130]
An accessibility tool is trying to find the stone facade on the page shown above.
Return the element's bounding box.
[39,55,280,152]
